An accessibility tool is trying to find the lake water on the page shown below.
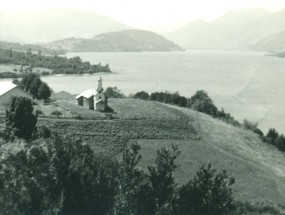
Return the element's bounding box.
[1,50,285,134]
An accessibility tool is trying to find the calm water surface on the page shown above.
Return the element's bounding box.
[2,50,285,133]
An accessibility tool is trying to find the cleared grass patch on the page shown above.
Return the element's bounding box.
[137,139,284,204]
[37,117,199,154]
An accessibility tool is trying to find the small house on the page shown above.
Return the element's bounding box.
[76,77,108,111]
[0,82,33,106]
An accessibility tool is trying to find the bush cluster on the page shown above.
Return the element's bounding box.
[0,138,236,215]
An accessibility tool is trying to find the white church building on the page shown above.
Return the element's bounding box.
[76,77,108,111]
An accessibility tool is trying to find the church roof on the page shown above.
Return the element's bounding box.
[76,89,96,99]
[0,82,17,97]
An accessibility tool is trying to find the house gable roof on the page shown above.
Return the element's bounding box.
[76,89,96,99]
[0,82,17,97]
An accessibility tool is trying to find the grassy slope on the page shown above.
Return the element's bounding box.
[48,98,285,203]
[1,97,284,204]
[137,103,285,204]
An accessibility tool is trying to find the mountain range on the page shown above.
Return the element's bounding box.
[164,8,285,52]
[1,8,285,52]
[0,9,131,43]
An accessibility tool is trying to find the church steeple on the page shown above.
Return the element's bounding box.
[96,76,103,93]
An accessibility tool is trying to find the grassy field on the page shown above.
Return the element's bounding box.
[1,97,284,206]
[53,97,195,120]
[136,104,285,204]
[37,117,198,154]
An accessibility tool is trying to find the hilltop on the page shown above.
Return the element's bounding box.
[46,30,184,52]
[4,97,282,205]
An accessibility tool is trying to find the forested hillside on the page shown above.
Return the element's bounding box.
[47,30,184,52]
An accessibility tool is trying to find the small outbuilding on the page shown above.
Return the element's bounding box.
[0,82,33,106]
[76,77,108,111]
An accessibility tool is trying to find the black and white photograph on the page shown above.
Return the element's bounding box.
[0,0,285,214]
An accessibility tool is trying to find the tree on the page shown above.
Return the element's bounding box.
[5,96,37,140]
[38,82,52,102]
[134,91,150,100]
[275,135,285,152]
[148,145,181,214]
[105,87,125,98]
[30,77,42,98]
[178,163,235,215]
[20,73,39,92]
[20,73,52,101]
[265,128,279,144]
[113,143,150,215]
[188,90,218,116]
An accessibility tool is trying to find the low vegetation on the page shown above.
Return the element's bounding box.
[37,117,197,153]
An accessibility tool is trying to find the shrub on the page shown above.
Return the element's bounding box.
[178,163,235,215]
[243,120,263,136]
[51,110,62,118]
[35,109,44,116]
[275,135,285,152]
[37,125,51,138]
[188,90,218,116]
[134,91,150,100]
[105,87,125,98]
[265,128,279,144]
[232,200,283,215]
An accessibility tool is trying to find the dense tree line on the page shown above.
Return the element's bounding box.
[0,48,111,75]
[132,90,240,127]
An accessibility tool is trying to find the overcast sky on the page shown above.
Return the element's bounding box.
[2,0,285,31]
